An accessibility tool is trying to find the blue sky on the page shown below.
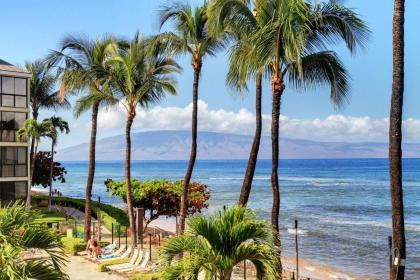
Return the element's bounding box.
[1,0,419,149]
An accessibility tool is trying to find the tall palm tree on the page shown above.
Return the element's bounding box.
[159,1,225,234]
[25,60,70,165]
[49,35,119,241]
[161,206,279,280]
[223,0,368,248]
[208,0,263,206]
[43,117,70,213]
[0,202,68,280]
[389,0,406,279]
[16,119,51,210]
[108,33,180,248]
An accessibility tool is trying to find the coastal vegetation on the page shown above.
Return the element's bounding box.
[106,32,181,249]
[42,116,70,212]
[5,0,411,279]
[209,0,369,260]
[32,194,129,228]
[161,206,279,280]
[17,119,55,210]
[158,2,226,234]
[0,203,68,279]
[48,35,120,241]
[31,151,67,187]
[105,179,210,230]
[25,60,70,160]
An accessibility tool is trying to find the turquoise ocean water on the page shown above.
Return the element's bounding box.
[50,159,420,278]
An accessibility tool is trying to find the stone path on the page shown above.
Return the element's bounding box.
[65,256,126,280]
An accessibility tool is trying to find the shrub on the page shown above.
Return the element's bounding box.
[32,194,128,227]
[129,273,162,280]
[62,237,86,256]
[98,258,130,272]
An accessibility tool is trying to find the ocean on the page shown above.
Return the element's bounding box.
[49,159,420,279]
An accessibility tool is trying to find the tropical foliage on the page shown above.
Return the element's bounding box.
[49,35,119,240]
[26,59,70,161]
[0,202,68,280]
[158,1,226,234]
[32,151,67,187]
[105,179,210,230]
[43,116,70,212]
[26,60,70,120]
[17,119,54,209]
[210,0,369,244]
[161,206,280,280]
[106,32,180,248]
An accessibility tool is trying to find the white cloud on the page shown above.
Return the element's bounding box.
[93,100,420,142]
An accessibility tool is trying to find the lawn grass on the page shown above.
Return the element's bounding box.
[33,207,69,224]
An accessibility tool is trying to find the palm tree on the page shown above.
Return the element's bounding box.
[43,117,70,213]
[0,202,68,280]
[108,33,180,249]
[159,1,225,234]
[227,0,368,246]
[17,119,51,210]
[25,60,70,166]
[208,0,263,206]
[161,206,279,280]
[389,0,406,279]
[49,35,119,241]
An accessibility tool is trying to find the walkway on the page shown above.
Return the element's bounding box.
[65,256,126,280]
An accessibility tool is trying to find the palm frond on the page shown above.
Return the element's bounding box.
[286,50,350,108]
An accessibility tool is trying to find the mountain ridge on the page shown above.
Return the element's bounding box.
[56,130,420,161]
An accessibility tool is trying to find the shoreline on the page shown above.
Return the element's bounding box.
[282,256,377,280]
[148,217,378,280]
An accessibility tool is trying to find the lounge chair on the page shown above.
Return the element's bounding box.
[116,251,150,273]
[103,241,118,254]
[98,245,130,262]
[107,248,141,270]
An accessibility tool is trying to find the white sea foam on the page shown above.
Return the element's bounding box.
[287,228,309,236]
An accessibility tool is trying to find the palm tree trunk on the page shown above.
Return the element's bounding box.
[84,101,99,242]
[179,65,201,234]
[125,112,137,249]
[48,143,54,213]
[271,81,284,234]
[389,0,406,279]
[239,73,262,206]
[271,74,285,273]
[29,109,38,166]
[220,269,233,280]
[26,141,37,211]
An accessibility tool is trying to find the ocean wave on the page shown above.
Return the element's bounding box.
[308,215,420,232]
[287,228,309,236]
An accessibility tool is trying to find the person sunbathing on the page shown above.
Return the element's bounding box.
[92,241,102,259]
[86,236,96,256]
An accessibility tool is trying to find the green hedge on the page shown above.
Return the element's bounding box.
[62,237,86,256]
[98,258,130,272]
[32,195,128,227]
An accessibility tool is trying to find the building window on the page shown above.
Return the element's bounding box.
[0,147,27,177]
[0,76,27,108]
[0,111,27,142]
[0,181,27,205]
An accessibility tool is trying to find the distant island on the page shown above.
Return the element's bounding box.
[56,130,420,161]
